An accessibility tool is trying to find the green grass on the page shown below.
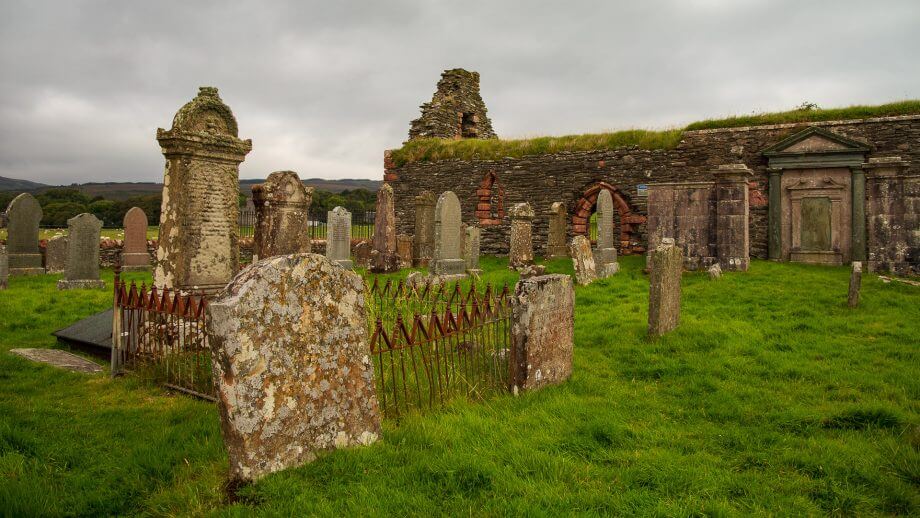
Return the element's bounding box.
[389,100,920,166]
[0,226,159,242]
[1,257,918,515]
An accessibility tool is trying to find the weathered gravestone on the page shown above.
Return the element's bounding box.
[0,245,8,290]
[207,254,381,483]
[848,261,862,308]
[5,193,43,275]
[413,191,436,267]
[326,206,353,269]
[44,235,68,274]
[708,263,722,280]
[594,190,619,277]
[353,240,372,269]
[252,171,313,258]
[122,207,150,270]
[510,274,574,393]
[569,235,597,286]
[546,202,568,260]
[370,184,399,273]
[58,213,105,290]
[508,202,535,269]
[648,238,683,337]
[464,225,481,273]
[396,234,413,269]
[154,86,252,292]
[432,191,466,277]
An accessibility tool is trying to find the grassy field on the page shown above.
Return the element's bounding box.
[0,257,918,516]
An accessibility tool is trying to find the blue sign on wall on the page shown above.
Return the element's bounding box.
[637,184,648,197]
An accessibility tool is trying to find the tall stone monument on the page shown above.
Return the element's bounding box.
[44,235,68,274]
[464,225,481,273]
[326,206,353,269]
[57,213,104,290]
[594,190,619,276]
[122,207,150,270]
[413,191,436,267]
[154,86,252,292]
[370,184,399,273]
[508,202,535,269]
[0,245,8,290]
[648,238,683,337]
[4,193,43,275]
[546,202,568,260]
[207,254,381,483]
[432,191,465,277]
[252,171,313,259]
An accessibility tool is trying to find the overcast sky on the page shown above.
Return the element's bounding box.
[1,0,918,185]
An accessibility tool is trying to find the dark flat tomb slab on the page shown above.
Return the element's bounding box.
[52,309,112,358]
[10,348,103,374]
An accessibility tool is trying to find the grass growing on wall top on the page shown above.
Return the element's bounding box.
[390,99,920,166]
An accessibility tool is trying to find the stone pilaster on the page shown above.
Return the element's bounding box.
[850,166,867,262]
[767,168,782,260]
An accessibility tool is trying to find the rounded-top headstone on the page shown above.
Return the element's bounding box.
[4,192,43,275]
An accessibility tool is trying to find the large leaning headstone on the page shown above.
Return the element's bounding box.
[546,202,568,260]
[154,86,252,292]
[57,213,105,290]
[508,202,535,269]
[648,238,682,337]
[44,235,68,274]
[510,274,575,393]
[122,207,150,270]
[253,170,313,259]
[413,191,436,267]
[431,191,466,277]
[0,245,8,290]
[207,254,381,483]
[464,225,481,273]
[5,193,43,275]
[594,190,619,277]
[370,184,399,273]
[326,206,353,269]
[569,235,597,286]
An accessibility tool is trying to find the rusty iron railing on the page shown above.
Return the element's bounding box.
[366,278,513,419]
[110,266,215,401]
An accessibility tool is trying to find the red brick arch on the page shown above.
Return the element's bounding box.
[475,171,505,226]
[572,182,646,253]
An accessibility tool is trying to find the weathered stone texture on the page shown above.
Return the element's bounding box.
[207,254,381,483]
[432,191,465,276]
[396,234,413,268]
[253,171,313,259]
[413,190,436,267]
[648,239,683,337]
[4,193,43,275]
[569,235,597,286]
[44,235,68,274]
[511,274,574,392]
[0,245,8,289]
[122,207,150,270]
[326,206,353,269]
[464,225,481,272]
[154,86,252,292]
[352,240,372,269]
[408,69,497,141]
[848,261,862,308]
[866,157,918,275]
[58,213,104,290]
[370,184,399,273]
[546,202,568,259]
[508,202,535,269]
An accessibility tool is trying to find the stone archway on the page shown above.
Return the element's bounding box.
[475,171,505,226]
[572,182,646,254]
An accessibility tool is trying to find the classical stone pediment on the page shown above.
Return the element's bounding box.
[763,127,869,169]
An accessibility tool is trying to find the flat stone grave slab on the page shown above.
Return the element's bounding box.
[10,348,103,374]
[52,309,113,355]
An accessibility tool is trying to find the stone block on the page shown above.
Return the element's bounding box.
[511,274,574,392]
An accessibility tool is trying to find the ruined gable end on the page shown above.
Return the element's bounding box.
[408,68,497,141]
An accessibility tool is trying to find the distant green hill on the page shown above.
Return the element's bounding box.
[0,176,49,192]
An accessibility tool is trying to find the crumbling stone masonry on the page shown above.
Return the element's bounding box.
[865,157,918,275]
[253,171,313,259]
[207,254,381,483]
[154,86,252,292]
[408,68,497,141]
[510,274,575,393]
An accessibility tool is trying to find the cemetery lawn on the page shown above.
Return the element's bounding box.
[1,258,918,516]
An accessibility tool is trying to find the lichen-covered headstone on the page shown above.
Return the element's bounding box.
[413,191,436,267]
[648,238,683,337]
[253,171,313,259]
[593,190,619,275]
[0,245,8,290]
[546,202,568,260]
[326,206,353,269]
[352,240,371,269]
[464,225,481,273]
[432,191,466,277]
[5,193,43,275]
[207,254,381,483]
[370,184,399,273]
[511,274,574,392]
[848,261,862,308]
[44,235,68,274]
[396,234,413,268]
[154,87,252,293]
[122,207,150,270]
[708,263,722,280]
[569,235,596,286]
[509,202,535,269]
[57,213,104,290]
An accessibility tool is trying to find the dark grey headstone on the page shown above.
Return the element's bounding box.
[58,213,105,290]
[5,193,43,275]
